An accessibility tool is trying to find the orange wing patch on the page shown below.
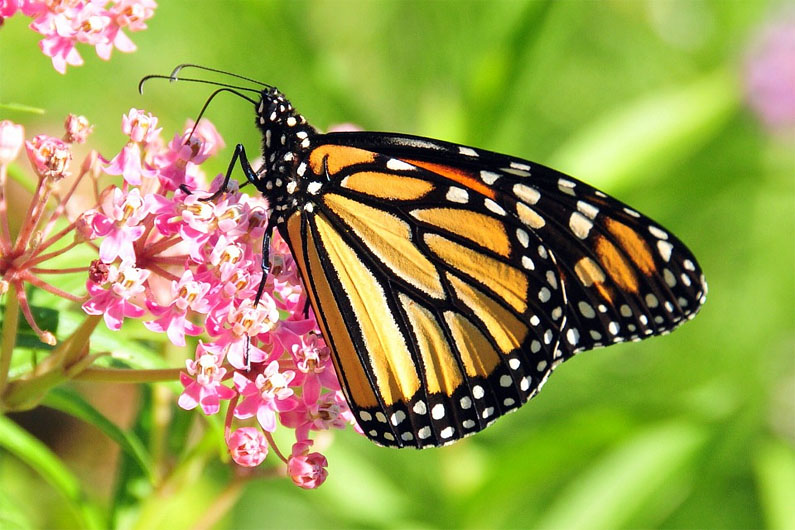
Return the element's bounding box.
[410,208,511,257]
[445,272,528,355]
[444,311,502,379]
[574,256,614,303]
[401,158,497,200]
[595,236,639,294]
[341,171,435,200]
[323,193,445,299]
[309,144,377,176]
[604,218,657,276]
[424,233,528,313]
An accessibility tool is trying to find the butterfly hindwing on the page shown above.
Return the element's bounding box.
[283,142,572,447]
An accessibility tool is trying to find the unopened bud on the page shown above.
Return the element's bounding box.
[40,331,57,346]
[64,114,93,144]
[88,259,110,284]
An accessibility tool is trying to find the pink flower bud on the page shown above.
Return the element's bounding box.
[64,114,93,144]
[227,427,268,467]
[0,120,25,164]
[25,135,71,180]
[287,441,328,489]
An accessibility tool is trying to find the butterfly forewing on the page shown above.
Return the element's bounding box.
[317,132,708,356]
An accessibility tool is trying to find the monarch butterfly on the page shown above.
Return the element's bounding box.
[143,65,707,448]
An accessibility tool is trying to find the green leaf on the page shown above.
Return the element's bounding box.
[535,420,708,530]
[0,414,104,529]
[42,387,155,482]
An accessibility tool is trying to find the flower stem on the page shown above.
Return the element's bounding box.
[33,219,78,257]
[26,239,80,268]
[21,271,84,303]
[12,181,52,255]
[31,266,89,274]
[0,164,13,254]
[0,283,19,398]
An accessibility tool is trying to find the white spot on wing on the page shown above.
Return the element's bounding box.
[446,187,469,203]
[657,240,673,261]
[569,212,593,239]
[649,226,668,239]
[513,183,540,205]
[516,228,530,248]
[558,178,576,196]
[480,170,500,184]
[577,201,599,219]
[386,158,415,171]
[458,146,478,157]
[485,199,506,216]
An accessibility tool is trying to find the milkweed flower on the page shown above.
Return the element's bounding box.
[2,0,156,73]
[744,10,795,132]
[1,110,353,488]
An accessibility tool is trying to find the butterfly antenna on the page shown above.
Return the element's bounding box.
[170,63,272,89]
[184,87,257,141]
[138,74,261,95]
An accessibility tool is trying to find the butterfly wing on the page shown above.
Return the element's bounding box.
[280,132,706,448]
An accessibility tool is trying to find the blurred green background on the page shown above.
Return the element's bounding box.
[1,1,793,529]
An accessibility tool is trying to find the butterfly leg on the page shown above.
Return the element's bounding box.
[208,143,259,200]
[253,221,275,306]
[179,143,260,198]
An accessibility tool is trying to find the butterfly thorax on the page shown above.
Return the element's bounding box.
[254,87,317,215]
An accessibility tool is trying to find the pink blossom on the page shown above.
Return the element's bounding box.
[159,119,225,189]
[111,0,156,32]
[178,344,235,415]
[91,187,150,263]
[280,389,352,442]
[291,333,340,394]
[234,361,297,432]
[144,270,210,346]
[121,108,161,144]
[0,0,20,18]
[82,261,149,330]
[227,427,268,467]
[16,1,155,73]
[745,11,795,131]
[0,120,24,164]
[287,440,328,489]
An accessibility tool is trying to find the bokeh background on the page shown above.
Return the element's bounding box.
[1,1,793,528]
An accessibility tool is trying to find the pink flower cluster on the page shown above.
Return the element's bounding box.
[744,10,795,132]
[0,0,156,73]
[1,110,355,488]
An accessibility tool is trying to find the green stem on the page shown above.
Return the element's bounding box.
[0,283,19,397]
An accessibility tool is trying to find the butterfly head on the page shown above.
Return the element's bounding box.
[253,87,317,206]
